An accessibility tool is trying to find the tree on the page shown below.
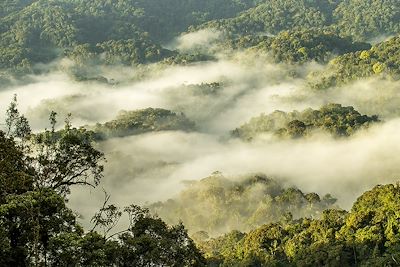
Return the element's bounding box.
[2,98,106,196]
[0,189,81,266]
[116,205,206,266]
[32,113,105,195]
[5,94,31,140]
[286,120,307,138]
[199,184,400,266]
[0,131,34,203]
[0,129,82,266]
[1,97,206,266]
[232,103,379,140]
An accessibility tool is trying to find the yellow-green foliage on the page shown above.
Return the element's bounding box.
[0,0,255,72]
[201,183,400,266]
[334,0,400,41]
[149,173,336,236]
[91,108,195,140]
[309,37,400,90]
[232,103,379,140]
[260,29,370,64]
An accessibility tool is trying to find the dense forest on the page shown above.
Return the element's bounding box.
[200,183,400,266]
[149,173,338,236]
[232,103,379,140]
[1,0,400,266]
[90,108,196,140]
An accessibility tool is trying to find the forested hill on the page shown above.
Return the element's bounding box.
[232,104,379,140]
[149,173,338,236]
[1,0,400,75]
[0,0,257,71]
[197,0,400,41]
[308,36,400,89]
[199,183,400,266]
[0,0,257,42]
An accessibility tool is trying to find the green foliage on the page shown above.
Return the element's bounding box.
[220,34,270,50]
[149,173,336,236]
[0,0,256,74]
[198,0,400,42]
[334,0,400,41]
[59,205,206,267]
[184,82,223,96]
[114,206,206,266]
[0,118,86,264]
[256,29,370,64]
[31,114,105,195]
[0,0,36,18]
[1,0,400,79]
[0,1,77,69]
[2,101,105,197]
[91,108,196,140]
[0,131,34,203]
[97,39,174,65]
[0,189,80,266]
[0,0,166,70]
[201,183,400,266]
[5,94,31,139]
[162,52,214,65]
[309,36,400,89]
[133,0,257,42]
[1,0,400,77]
[198,0,334,36]
[232,103,379,140]
[214,29,369,64]
[0,99,206,266]
[2,2,400,266]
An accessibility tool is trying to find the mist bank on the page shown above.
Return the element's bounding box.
[67,117,400,231]
[3,54,399,131]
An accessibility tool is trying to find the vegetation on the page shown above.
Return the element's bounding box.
[0,0,167,72]
[232,103,379,140]
[150,172,337,236]
[91,108,196,140]
[197,0,400,42]
[200,183,400,266]
[1,0,400,89]
[132,0,257,42]
[2,1,400,266]
[214,29,369,64]
[197,0,334,37]
[334,0,400,41]
[255,29,370,64]
[0,98,205,266]
[2,101,399,266]
[309,36,400,89]
[0,0,256,75]
[1,0,400,76]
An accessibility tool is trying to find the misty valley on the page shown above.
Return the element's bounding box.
[1,0,400,266]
